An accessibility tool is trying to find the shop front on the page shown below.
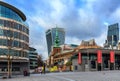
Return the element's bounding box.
[72,48,120,71]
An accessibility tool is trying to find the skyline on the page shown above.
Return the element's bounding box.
[3,0,120,59]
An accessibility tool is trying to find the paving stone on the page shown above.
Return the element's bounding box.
[1,71,120,81]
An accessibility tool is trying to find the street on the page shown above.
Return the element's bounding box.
[1,71,120,81]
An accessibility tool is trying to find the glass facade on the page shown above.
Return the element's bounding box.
[0,3,29,57]
[46,28,65,56]
[0,5,27,25]
[107,23,119,46]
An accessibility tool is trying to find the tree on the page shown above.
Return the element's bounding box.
[66,61,72,66]
[65,61,72,71]
[37,54,44,67]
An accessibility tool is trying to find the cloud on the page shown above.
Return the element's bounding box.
[4,0,120,59]
[108,7,120,23]
[27,16,48,59]
[92,0,120,16]
[66,37,81,45]
[46,0,104,40]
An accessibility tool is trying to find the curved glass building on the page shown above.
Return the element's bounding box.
[0,1,29,74]
[46,27,65,56]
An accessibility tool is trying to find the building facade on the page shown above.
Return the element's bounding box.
[29,47,38,69]
[0,1,29,74]
[50,44,74,66]
[74,40,116,71]
[104,23,119,48]
[46,27,65,56]
[49,39,120,71]
[72,48,120,71]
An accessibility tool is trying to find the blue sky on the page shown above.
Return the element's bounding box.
[3,0,120,59]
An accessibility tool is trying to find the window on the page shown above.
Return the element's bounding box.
[2,39,7,46]
[0,19,4,26]
[0,29,3,36]
[0,5,23,23]
[13,40,19,47]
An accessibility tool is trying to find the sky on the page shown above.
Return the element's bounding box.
[3,0,120,59]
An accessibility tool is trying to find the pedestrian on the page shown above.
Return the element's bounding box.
[38,67,42,74]
[39,67,42,74]
[43,63,46,74]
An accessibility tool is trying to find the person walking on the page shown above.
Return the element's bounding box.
[38,67,42,74]
[43,63,46,74]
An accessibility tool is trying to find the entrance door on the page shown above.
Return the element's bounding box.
[115,55,120,70]
[103,55,110,70]
[90,60,97,70]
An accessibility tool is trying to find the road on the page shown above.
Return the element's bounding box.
[1,71,120,81]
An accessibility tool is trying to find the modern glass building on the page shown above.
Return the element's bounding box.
[46,27,65,56]
[107,23,119,47]
[0,1,29,74]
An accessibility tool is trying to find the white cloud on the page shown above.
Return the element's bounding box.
[109,7,120,23]
[27,0,109,59]
[29,0,120,60]
[95,27,107,46]
[6,0,120,60]
[66,37,81,45]
[103,22,109,26]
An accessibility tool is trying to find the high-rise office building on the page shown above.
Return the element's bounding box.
[46,27,65,56]
[0,1,29,75]
[104,23,119,48]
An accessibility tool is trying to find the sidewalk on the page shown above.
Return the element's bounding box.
[0,74,26,79]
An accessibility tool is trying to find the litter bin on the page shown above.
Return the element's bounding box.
[23,70,27,76]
